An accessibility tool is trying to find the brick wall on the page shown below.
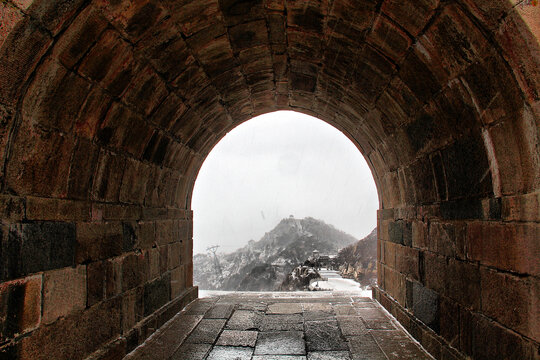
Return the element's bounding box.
[0,0,538,359]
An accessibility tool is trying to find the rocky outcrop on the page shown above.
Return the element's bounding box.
[193,217,358,291]
[335,228,377,287]
[280,265,321,291]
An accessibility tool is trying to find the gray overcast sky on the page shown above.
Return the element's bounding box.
[191,111,379,255]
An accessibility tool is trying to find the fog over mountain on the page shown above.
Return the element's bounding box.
[191,111,379,255]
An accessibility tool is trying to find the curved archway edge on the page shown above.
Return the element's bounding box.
[0,1,538,359]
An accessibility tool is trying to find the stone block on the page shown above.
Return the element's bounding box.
[0,275,42,341]
[470,312,536,360]
[87,261,105,307]
[440,198,483,220]
[76,222,123,263]
[143,274,171,317]
[78,30,134,96]
[122,254,147,292]
[445,259,480,309]
[381,0,438,36]
[0,195,24,222]
[119,159,151,204]
[467,222,539,276]
[399,50,441,104]
[170,266,185,299]
[67,138,100,200]
[52,5,108,69]
[19,297,122,360]
[42,265,86,324]
[26,197,91,222]
[0,18,52,107]
[123,66,168,116]
[122,287,143,333]
[367,14,412,61]
[502,192,540,222]
[388,220,403,245]
[3,222,76,280]
[5,123,75,197]
[439,297,460,348]
[122,222,137,252]
[395,245,419,281]
[480,268,536,339]
[412,282,439,332]
[23,58,92,133]
[168,242,182,270]
[159,245,169,274]
[73,86,113,140]
[92,150,126,202]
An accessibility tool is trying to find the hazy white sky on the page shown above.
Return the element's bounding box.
[191,111,379,255]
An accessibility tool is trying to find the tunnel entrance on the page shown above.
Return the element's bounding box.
[0,0,538,359]
[191,110,378,293]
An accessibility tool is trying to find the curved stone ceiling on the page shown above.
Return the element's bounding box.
[0,0,538,210]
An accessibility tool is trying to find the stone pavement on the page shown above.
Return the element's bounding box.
[124,292,434,360]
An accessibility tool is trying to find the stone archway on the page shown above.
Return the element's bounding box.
[0,1,538,359]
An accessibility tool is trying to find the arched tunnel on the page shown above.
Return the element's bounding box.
[0,0,538,359]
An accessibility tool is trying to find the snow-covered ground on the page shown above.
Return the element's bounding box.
[198,269,373,298]
[309,269,372,297]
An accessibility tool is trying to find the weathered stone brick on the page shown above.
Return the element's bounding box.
[3,222,76,280]
[119,159,151,204]
[168,242,182,270]
[92,150,126,202]
[87,261,105,307]
[138,221,156,250]
[42,265,86,324]
[502,192,540,222]
[76,222,123,264]
[143,274,171,317]
[0,275,41,341]
[170,266,185,299]
[122,222,137,253]
[122,287,143,333]
[78,30,134,96]
[0,18,52,106]
[23,58,92,133]
[5,123,75,197]
[367,15,412,61]
[52,5,108,69]
[439,296,460,348]
[412,282,439,332]
[381,0,438,36]
[467,222,539,276]
[68,138,100,200]
[19,297,122,360]
[122,253,147,292]
[480,268,537,340]
[123,66,168,116]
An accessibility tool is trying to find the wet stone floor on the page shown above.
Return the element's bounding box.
[124,292,433,360]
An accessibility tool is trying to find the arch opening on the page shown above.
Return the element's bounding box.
[191,110,379,291]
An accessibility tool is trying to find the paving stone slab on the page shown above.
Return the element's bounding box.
[204,304,235,319]
[206,346,253,360]
[255,331,306,355]
[337,316,369,336]
[333,304,358,316]
[170,343,211,360]
[304,310,335,322]
[185,319,226,344]
[347,334,387,360]
[267,302,303,314]
[305,320,348,351]
[307,351,352,360]
[226,310,264,330]
[370,330,433,359]
[216,330,258,347]
[262,314,304,331]
[362,318,396,330]
[253,356,307,360]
